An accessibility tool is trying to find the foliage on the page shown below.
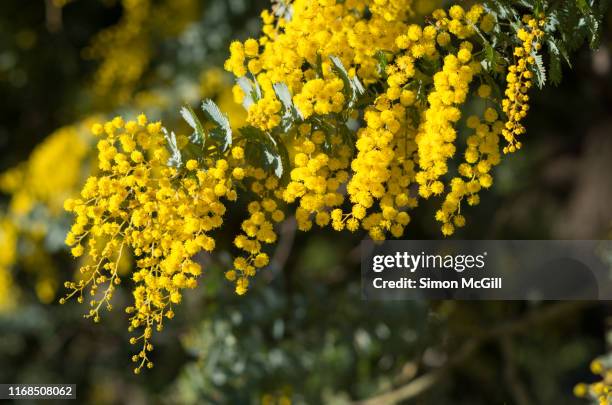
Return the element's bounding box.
[0,0,610,403]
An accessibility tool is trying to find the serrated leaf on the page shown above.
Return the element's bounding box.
[556,1,588,51]
[375,50,389,77]
[329,55,365,108]
[532,53,547,89]
[261,133,285,179]
[273,82,303,132]
[202,99,232,152]
[273,82,292,110]
[272,0,293,20]
[546,39,563,85]
[516,0,536,11]
[547,37,572,68]
[272,135,290,181]
[180,105,206,145]
[236,77,254,109]
[576,0,590,14]
[337,121,357,155]
[162,128,182,168]
[263,149,281,177]
[261,131,283,178]
[481,42,504,72]
[236,75,261,109]
[240,126,288,179]
[576,0,603,48]
[273,82,303,119]
[484,0,519,23]
[548,55,562,86]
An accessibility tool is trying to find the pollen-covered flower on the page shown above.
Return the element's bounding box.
[62,114,236,373]
[501,16,545,154]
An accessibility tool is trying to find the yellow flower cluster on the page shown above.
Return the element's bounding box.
[342,5,493,238]
[222,3,549,241]
[227,167,283,295]
[369,0,414,22]
[574,358,612,405]
[293,78,345,119]
[283,125,350,231]
[62,114,238,373]
[436,105,503,235]
[56,2,556,371]
[0,217,18,312]
[501,16,545,154]
[341,8,544,237]
[221,2,530,238]
[415,46,477,199]
[0,124,90,217]
[0,122,94,304]
[344,97,416,240]
[84,0,198,105]
[223,3,502,241]
[225,0,415,130]
[83,0,151,104]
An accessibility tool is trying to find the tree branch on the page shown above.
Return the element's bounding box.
[355,301,593,405]
[500,336,532,405]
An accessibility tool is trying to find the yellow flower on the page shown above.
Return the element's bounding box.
[186,159,198,170]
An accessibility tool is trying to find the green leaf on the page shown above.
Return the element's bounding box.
[481,42,504,73]
[272,0,293,21]
[273,82,303,120]
[484,0,519,23]
[201,99,232,153]
[271,134,290,181]
[236,75,262,109]
[329,55,365,108]
[180,105,206,145]
[240,126,288,179]
[576,0,600,48]
[581,0,604,49]
[315,53,324,79]
[375,50,389,77]
[337,121,357,155]
[546,39,564,86]
[273,82,292,111]
[273,82,303,132]
[555,1,586,51]
[257,129,285,178]
[532,53,547,89]
[162,128,182,168]
[482,73,504,101]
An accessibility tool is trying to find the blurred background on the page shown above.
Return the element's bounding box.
[0,0,611,403]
